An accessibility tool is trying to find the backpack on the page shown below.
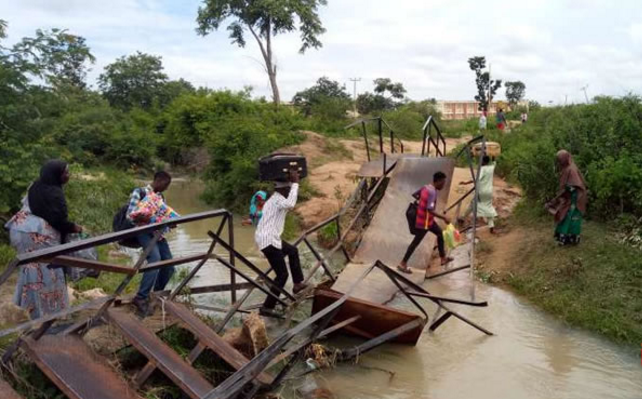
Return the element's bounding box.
[406,201,419,235]
[112,188,146,248]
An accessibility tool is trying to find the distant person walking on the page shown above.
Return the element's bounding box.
[496,108,507,131]
[398,172,453,274]
[459,156,498,233]
[521,112,528,124]
[5,160,82,319]
[255,170,308,317]
[479,112,487,130]
[546,150,587,246]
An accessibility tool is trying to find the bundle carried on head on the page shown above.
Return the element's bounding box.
[258,153,307,182]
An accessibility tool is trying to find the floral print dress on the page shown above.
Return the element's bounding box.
[4,197,69,319]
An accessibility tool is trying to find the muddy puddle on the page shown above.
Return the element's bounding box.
[164,180,642,399]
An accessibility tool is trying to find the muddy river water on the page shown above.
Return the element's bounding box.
[164,180,642,399]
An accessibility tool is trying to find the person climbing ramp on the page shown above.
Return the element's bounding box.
[398,172,453,274]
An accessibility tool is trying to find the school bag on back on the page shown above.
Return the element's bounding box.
[112,188,146,248]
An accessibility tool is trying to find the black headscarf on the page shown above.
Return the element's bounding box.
[28,160,76,235]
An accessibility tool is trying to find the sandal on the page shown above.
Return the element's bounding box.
[397,265,413,274]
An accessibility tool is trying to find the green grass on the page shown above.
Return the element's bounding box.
[505,203,642,347]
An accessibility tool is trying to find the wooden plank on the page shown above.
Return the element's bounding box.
[0,377,23,399]
[21,335,141,399]
[163,301,273,385]
[311,288,425,345]
[106,308,213,399]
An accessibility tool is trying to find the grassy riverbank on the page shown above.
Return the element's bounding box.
[480,203,642,348]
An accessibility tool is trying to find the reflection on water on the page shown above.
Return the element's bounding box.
[163,180,642,399]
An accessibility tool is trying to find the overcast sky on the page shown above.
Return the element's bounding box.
[2,0,642,104]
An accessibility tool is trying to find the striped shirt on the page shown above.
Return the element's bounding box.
[255,183,299,250]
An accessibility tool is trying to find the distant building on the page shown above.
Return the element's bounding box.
[437,101,498,120]
[437,100,529,120]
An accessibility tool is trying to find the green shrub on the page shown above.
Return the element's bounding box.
[160,90,260,163]
[496,95,642,219]
[307,96,352,135]
[65,167,136,234]
[201,106,304,209]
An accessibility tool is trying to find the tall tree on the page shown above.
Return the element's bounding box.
[98,52,168,110]
[2,26,94,90]
[373,78,407,101]
[0,22,95,212]
[292,76,350,115]
[505,81,526,107]
[196,0,328,105]
[468,56,501,111]
[356,78,407,114]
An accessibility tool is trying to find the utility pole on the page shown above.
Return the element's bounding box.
[350,77,361,114]
[580,85,590,104]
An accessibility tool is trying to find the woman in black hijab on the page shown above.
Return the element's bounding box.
[4,160,80,318]
[27,160,81,239]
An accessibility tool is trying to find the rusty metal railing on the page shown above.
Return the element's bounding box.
[345,117,405,162]
[421,115,447,157]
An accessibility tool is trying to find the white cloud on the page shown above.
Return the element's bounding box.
[1,0,642,104]
[629,24,642,44]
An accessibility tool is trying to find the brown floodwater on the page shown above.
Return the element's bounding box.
[163,180,642,399]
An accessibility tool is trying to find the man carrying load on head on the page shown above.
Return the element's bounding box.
[255,169,308,318]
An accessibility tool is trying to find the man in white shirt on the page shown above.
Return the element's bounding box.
[255,170,308,317]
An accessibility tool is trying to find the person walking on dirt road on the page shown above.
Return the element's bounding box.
[255,169,308,318]
[398,172,453,274]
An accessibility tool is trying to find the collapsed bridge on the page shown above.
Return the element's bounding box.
[0,116,492,399]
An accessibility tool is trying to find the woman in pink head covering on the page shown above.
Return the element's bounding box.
[546,150,587,245]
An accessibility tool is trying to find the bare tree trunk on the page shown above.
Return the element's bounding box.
[267,65,280,105]
[248,22,280,105]
[265,19,279,105]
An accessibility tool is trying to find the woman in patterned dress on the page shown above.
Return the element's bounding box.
[4,160,82,319]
